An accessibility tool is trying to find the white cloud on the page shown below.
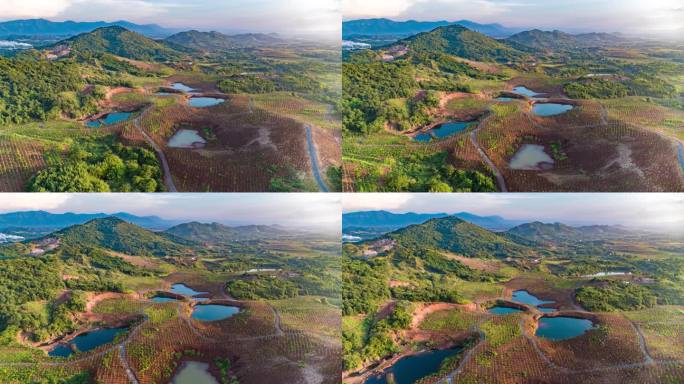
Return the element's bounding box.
[0,0,73,19]
[0,193,71,211]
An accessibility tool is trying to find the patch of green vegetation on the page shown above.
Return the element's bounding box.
[480,318,520,348]
[28,137,164,192]
[379,151,496,192]
[576,281,657,312]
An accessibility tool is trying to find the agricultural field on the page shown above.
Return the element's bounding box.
[0,211,341,383]
[0,24,341,192]
[342,23,684,192]
[342,206,684,383]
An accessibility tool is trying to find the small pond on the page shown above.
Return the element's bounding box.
[171,82,197,93]
[677,142,684,173]
[191,304,240,322]
[536,317,595,341]
[512,290,555,307]
[512,86,541,97]
[495,97,515,102]
[489,306,523,315]
[170,283,208,297]
[155,92,176,96]
[365,346,463,384]
[532,103,573,117]
[509,144,555,171]
[168,130,207,148]
[87,112,132,127]
[49,327,128,358]
[188,97,225,108]
[152,296,180,303]
[172,361,219,384]
[413,121,477,142]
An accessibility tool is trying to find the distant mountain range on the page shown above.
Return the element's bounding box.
[0,18,176,39]
[343,210,526,240]
[0,210,179,232]
[343,18,523,39]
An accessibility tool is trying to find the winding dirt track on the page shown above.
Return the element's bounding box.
[134,108,177,192]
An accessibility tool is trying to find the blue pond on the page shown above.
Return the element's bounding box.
[49,327,128,358]
[489,306,523,315]
[170,283,207,297]
[413,121,476,142]
[188,97,225,108]
[365,346,463,384]
[536,317,595,340]
[495,97,515,102]
[512,86,541,97]
[677,142,684,173]
[532,103,573,117]
[512,290,555,307]
[87,112,132,127]
[191,304,240,322]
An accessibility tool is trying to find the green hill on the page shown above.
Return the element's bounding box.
[61,26,180,61]
[505,29,625,52]
[505,221,631,244]
[53,217,190,256]
[399,24,528,63]
[164,30,283,51]
[387,216,535,258]
[164,222,289,243]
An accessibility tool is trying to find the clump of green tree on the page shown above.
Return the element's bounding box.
[564,76,676,99]
[226,275,299,300]
[343,301,413,371]
[342,256,390,316]
[0,57,96,124]
[218,75,275,93]
[381,152,496,192]
[28,138,164,192]
[575,281,657,312]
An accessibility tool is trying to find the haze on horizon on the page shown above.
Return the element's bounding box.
[343,193,684,232]
[0,193,342,231]
[343,0,684,37]
[0,0,341,39]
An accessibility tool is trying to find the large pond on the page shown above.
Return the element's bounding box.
[532,103,573,117]
[677,142,684,173]
[509,144,555,171]
[191,304,240,322]
[188,97,225,108]
[172,361,219,384]
[170,283,208,297]
[49,327,128,358]
[365,346,463,384]
[489,306,523,315]
[414,121,477,142]
[512,86,541,97]
[168,129,207,148]
[87,112,132,128]
[536,317,595,341]
[171,82,197,93]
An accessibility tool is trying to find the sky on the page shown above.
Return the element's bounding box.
[343,193,684,231]
[0,193,342,232]
[0,0,341,38]
[343,0,684,36]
